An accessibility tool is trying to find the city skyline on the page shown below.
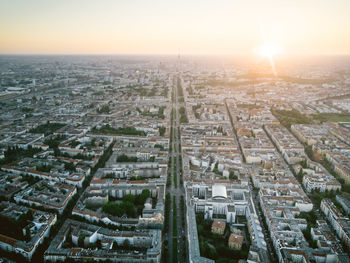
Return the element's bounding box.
[1,2,350,263]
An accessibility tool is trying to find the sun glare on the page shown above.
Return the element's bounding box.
[254,37,282,76]
[257,42,281,57]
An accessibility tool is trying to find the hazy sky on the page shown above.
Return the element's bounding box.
[1,0,350,55]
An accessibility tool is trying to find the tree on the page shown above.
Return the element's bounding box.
[117,154,138,162]
[159,126,166,136]
[300,159,307,168]
[209,247,217,259]
[154,144,164,150]
[136,189,150,205]
[97,105,110,114]
[123,194,136,203]
[64,162,76,172]
[297,168,304,181]
[343,184,350,193]
[123,239,131,249]
[78,233,86,247]
[102,202,125,217]
[122,201,136,217]
[229,171,237,180]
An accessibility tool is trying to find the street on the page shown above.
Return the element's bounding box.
[165,75,187,263]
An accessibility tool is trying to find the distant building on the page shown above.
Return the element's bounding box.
[336,195,350,215]
[228,233,244,250]
[45,219,162,262]
[211,220,226,235]
[0,202,56,260]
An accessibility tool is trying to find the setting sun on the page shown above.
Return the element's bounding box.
[257,42,282,57]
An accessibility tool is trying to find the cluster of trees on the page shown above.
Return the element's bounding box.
[102,189,150,218]
[154,144,164,150]
[93,91,104,96]
[179,106,188,123]
[0,210,33,241]
[196,213,213,238]
[213,162,220,175]
[102,201,135,218]
[187,86,194,95]
[44,135,66,149]
[217,126,227,135]
[64,162,76,172]
[312,112,350,123]
[304,144,350,196]
[320,158,350,194]
[159,126,166,136]
[20,174,40,185]
[173,196,177,236]
[171,89,175,102]
[296,211,317,226]
[304,145,350,194]
[69,140,80,147]
[97,105,110,114]
[36,164,52,173]
[117,154,138,162]
[296,167,305,183]
[111,239,140,251]
[77,232,101,248]
[82,141,115,189]
[173,158,177,188]
[158,106,165,119]
[1,145,41,165]
[162,240,169,262]
[192,104,201,119]
[302,227,318,248]
[196,213,248,261]
[309,189,342,209]
[173,236,178,263]
[141,86,157,97]
[100,172,115,179]
[21,107,34,113]
[179,156,183,186]
[237,103,262,109]
[162,86,169,97]
[5,191,79,262]
[54,150,93,160]
[164,193,171,232]
[271,108,312,129]
[71,153,93,161]
[92,125,146,136]
[34,183,53,192]
[229,171,238,180]
[166,153,172,186]
[167,172,171,187]
[137,106,165,119]
[29,121,65,136]
[298,212,319,249]
[177,80,184,97]
[86,138,97,147]
[180,195,185,227]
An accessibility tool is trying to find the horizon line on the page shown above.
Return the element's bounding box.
[1,53,350,57]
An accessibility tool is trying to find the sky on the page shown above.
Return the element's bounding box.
[0,0,350,55]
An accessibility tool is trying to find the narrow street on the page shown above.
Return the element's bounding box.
[225,99,277,262]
